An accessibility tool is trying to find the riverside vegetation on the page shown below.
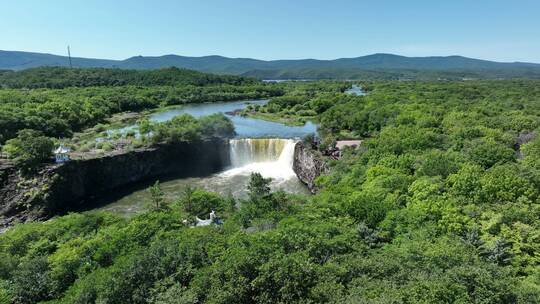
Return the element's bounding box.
[0,67,279,166]
[1,68,540,303]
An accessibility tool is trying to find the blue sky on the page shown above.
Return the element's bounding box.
[2,0,540,62]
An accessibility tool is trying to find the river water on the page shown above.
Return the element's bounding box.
[150,100,317,138]
[98,100,315,216]
[346,84,366,96]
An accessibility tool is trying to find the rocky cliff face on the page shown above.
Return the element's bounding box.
[292,141,328,193]
[0,139,229,230]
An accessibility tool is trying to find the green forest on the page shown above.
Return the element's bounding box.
[0,67,257,89]
[1,68,540,303]
[0,68,281,144]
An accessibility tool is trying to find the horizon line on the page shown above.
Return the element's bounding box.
[1,49,539,65]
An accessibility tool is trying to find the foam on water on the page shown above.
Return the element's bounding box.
[220,138,297,180]
[97,138,307,216]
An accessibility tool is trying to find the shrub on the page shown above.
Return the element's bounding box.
[2,129,54,170]
[125,130,136,138]
[199,113,235,138]
[178,188,226,217]
[94,124,107,132]
[152,114,202,144]
[102,143,114,152]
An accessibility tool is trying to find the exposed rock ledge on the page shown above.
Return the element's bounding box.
[0,139,230,230]
[293,141,329,193]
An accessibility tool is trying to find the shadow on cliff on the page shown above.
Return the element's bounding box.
[71,166,222,213]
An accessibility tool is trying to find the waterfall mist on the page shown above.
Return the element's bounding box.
[221,138,297,180]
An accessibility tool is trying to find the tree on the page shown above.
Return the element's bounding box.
[460,227,484,248]
[467,138,515,169]
[252,253,316,303]
[480,164,537,204]
[2,129,54,170]
[481,238,513,266]
[446,163,483,204]
[247,173,271,200]
[180,186,195,214]
[150,284,197,304]
[416,150,460,178]
[357,221,381,248]
[521,136,540,171]
[178,188,225,217]
[148,181,165,210]
[11,256,54,304]
[152,114,202,144]
[198,113,235,138]
[138,118,153,136]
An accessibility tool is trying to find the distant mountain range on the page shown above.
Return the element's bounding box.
[2,50,540,79]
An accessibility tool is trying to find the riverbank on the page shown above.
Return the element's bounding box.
[236,83,366,136]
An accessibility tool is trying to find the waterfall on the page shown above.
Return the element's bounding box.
[229,138,289,167]
[221,138,297,180]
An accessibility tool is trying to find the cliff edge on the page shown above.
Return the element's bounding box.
[0,139,229,230]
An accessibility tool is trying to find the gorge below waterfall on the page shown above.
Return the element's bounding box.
[98,137,308,216]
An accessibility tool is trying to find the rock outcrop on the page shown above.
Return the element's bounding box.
[0,139,229,230]
[292,141,328,193]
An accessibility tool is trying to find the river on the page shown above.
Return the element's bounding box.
[97,85,364,216]
[150,100,317,138]
[97,100,315,216]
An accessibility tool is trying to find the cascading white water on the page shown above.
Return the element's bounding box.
[221,138,297,180]
[229,138,287,167]
[99,138,307,214]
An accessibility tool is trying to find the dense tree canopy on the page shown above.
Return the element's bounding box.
[150,113,235,144]
[2,129,54,169]
[1,79,540,303]
[0,76,282,144]
[0,67,257,89]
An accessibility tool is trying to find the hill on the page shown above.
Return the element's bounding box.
[0,50,117,70]
[0,66,257,89]
[1,50,540,79]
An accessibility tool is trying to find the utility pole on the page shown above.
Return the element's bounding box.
[67,45,73,68]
